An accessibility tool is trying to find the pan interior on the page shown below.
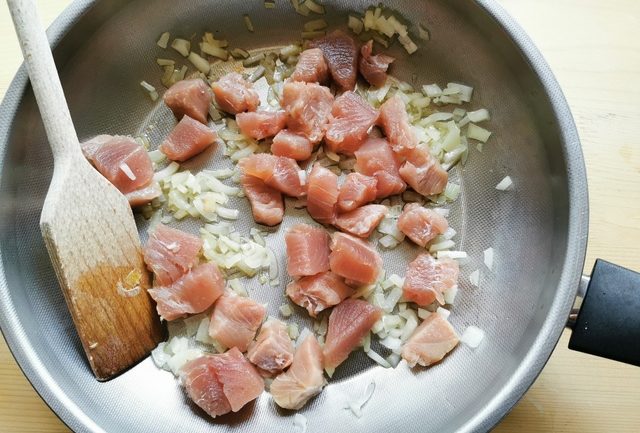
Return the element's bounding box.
[0,0,580,432]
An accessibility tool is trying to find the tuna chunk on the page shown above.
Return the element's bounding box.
[285,224,331,278]
[397,203,448,247]
[403,254,459,306]
[125,182,161,207]
[359,40,394,88]
[143,224,202,286]
[81,135,154,194]
[236,110,287,140]
[208,293,267,352]
[334,204,387,238]
[282,81,334,144]
[270,334,325,410]
[401,314,459,367]
[378,95,418,156]
[247,319,294,374]
[286,271,354,317]
[238,153,305,197]
[148,262,224,321]
[240,174,284,226]
[323,299,382,370]
[329,232,382,285]
[309,30,359,91]
[291,48,329,84]
[307,164,339,224]
[325,91,379,155]
[163,78,212,124]
[160,115,217,162]
[271,130,314,161]
[212,72,259,114]
[399,157,448,197]
[354,137,406,198]
[337,172,378,213]
[180,348,264,418]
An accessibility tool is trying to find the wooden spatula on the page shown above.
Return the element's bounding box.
[7,0,165,380]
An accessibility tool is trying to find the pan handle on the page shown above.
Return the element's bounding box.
[566,259,640,366]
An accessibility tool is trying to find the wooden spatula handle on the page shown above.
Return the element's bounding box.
[7,0,81,161]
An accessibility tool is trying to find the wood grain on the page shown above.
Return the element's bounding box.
[1,0,639,431]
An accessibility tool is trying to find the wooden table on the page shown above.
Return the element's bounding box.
[1,1,639,431]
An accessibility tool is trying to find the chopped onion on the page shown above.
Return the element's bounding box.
[418,24,430,40]
[380,336,402,351]
[200,42,228,60]
[171,38,191,57]
[151,343,170,368]
[157,32,170,49]
[243,15,255,32]
[288,323,300,340]
[188,52,210,74]
[304,0,325,14]
[469,269,480,286]
[348,15,364,34]
[417,308,431,319]
[302,30,326,39]
[280,304,293,317]
[367,349,392,368]
[386,352,401,367]
[467,108,490,123]
[483,247,494,270]
[423,83,443,98]
[461,326,485,348]
[304,18,327,31]
[467,123,492,142]
[436,250,468,260]
[264,0,276,8]
[495,176,513,191]
[443,182,460,201]
[293,414,308,433]
[153,161,180,181]
[243,53,265,67]
[398,34,418,54]
[156,58,174,67]
[443,285,458,305]
[230,48,250,59]
[379,234,400,249]
[436,306,451,319]
[140,80,159,101]
[446,83,473,102]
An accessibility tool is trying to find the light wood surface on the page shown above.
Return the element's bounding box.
[1,0,639,431]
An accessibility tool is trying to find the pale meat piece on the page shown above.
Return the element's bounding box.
[397,203,448,247]
[124,181,161,207]
[378,95,418,157]
[238,153,305,197]
[359,40,394,87]
[236,110,287,140]
[325,91,379,155]
[402,253,459,306]
[306,164,339,225]
[290,48,329,83]
[285,224,331,278]
[81,135,154,194]
[240,174,284,226]
[329,232,382,285]
[401,314,459,367]
[212,72,259,114]
[208,293,267,352]
[334,204,387,238]
[148,262,224,321]
[179,356,231,418]
[143,224,202,286]
[160,115,217,162]
[163,78,212,124]
[398,150,449,197]
[309,30,359,91]
[337,172,378,213]
[323,299,382,371]
[282,81,334,143]
[271,130,314,161]
[247,319,294,374]
[354,137,406,198]
[270,334,325,410]
[286,271,354,317]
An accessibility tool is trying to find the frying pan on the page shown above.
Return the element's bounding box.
[0,0,637,432]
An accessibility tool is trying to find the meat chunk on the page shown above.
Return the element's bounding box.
[143,224,202,286]
[271,130,314,161]
[247,319,294,374]
[334,204,387,238]
[180,348,264,418]
[325,91,379,155]
[212,72,259,114]
[270,334,325,410]
[337,173,378,212]
[402,254,459,306]
[163,79,212,124]
[359,40,394,87]
[354,137,406,198]
[399,157,448,197]
[329,232,382,285]
[124,182,161,207]
[236,110,287,140]
[401,314,459,367]
[378,95,418,156]
[240,174,284,226]
[323,299,382,371]
[286,271,354,317]
[285,224,331,278]
[397,203,448,247]
[81,135,154,194]
[160,115,217,162]
[238,153,305,197]
[282,81,334,143]
[307,164,339,225]
[309,30,359,91]
[208,294,267,352]
[148,262,224,321]
[290,48,329,84]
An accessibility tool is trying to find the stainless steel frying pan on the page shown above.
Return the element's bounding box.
[1,1,637,432]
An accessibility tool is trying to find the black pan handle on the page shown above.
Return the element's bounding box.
[567,259,640,366]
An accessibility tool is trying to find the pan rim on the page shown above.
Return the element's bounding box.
[0,1,589,432]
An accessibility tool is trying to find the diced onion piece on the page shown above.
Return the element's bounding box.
[280,304,293,317]
[429,239,455,253]
[398,34,418,54]
[467,108,490,123]
[400,311,418,342]
[417,308,431,320]
[243,15,255,32]
[243,53,265,67]
[200,42,228,60]
[228,278,247,296]
[171,38,191,57]
[293,414,308,433]
[436,250,467,260]
[446,83,473,102]
[483,247,494,270]
[443,182,460,201]
[495,176,513,191]
[157,32,170,49]
[379,234,400,249]
[379,336,402,351]
[264,0,276,8]
[188,52,210,74]
[302,30,326,39]
[140,80,159,101]
[433,207,450,217]
[304,0,325,14]
[443,285,458,305]
[304,18,328,31]
[154,161,180,182]
[386,353,401,368]
[469,269,480,286]
[423,83,442,98]
[151,343,170,368]
[467,123,492,142]
[366,349,392,368]
[119,162,136,181]
[362,332,371,352]
[348,15,364,34]
[436,306,450,319]
[156,58,174,67]
[418,24,430,40]
[388,274,404,287]
[461,326,485,349]
[288,323,300,340]
[267,248,278,280]
[387,14,407,36]
[230,48,250,59]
